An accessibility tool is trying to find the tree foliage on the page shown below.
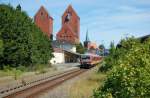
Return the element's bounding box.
[94,37,150,98]
[16,4,21,11]
[0,4,53,68]
[98,42,116,72]
[99,44,105,56]
[76,42,85,54]
[0,31,3,60]
[99,44,105,50]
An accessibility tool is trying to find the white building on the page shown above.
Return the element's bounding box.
[50,40,80,64]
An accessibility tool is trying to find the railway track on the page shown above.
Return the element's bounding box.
[1,68,87,98]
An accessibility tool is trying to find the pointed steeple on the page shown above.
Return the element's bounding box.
[84,29,90,48]
[63,4,80,19]
[85,29,90,42]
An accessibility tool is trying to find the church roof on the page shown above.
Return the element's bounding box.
[85,29,90,42]
[62,4,80,19]
[57,23,77,37]
[34,6,53,20]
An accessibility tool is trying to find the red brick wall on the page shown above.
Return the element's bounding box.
[34,6,53,38]
[57,5,80,44]
[57,24,76,44]
[62,5,80,38]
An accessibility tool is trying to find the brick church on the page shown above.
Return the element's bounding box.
[56,5,80,44]
[34,5,80,44]
[34,6,53,38]
[34,5,80,64]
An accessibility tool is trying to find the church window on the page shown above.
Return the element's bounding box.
[64,12,71,23]
[41,12,43,16]
[41,12,45,20]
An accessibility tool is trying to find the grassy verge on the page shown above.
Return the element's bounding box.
[69,66,106,98]
[0,64,57,80]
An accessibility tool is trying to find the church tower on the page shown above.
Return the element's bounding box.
[34,6,53,39]
[84,30,90,48]
[57,5,80,44]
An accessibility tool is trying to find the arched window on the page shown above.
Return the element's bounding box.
[64,12,71,23]
[41,12,43,16]
[41,12,45,20]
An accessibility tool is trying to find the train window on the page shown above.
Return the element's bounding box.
[81,55,90,59]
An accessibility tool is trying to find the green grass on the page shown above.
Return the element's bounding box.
[0,68,23,80]
[0,64,56,79]
[0,70,11,77]
[69,66,106,98]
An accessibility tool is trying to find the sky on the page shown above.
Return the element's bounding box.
[0,0,150,48]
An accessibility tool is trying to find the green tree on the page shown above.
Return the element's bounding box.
[99,44,105,56]
[0,31,3,68]
[0,4,53,68]
[76,42,85,54]
[16,4,21,11]
[99,44,105,50]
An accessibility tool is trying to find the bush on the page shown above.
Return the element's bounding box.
[35,64,48,74]
[17,65,27,72]
[3,65,23,79]
[99,38,141,72]
[98,61,109,72]
[94,37,150,98]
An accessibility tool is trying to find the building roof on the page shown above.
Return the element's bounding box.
[34,6,53,20]
[117,34,150,48]
[139,34,150,42]
[52,43,81,56]
[53,48,63,53]
[62,5,80,19]
[64,49,81,56]
[85,29,90,42]
[52,40,75,48]
[88,42,98,49]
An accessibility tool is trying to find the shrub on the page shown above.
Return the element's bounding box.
[35,64,47,74]
[3,65,23,79]
[94,38,150,98]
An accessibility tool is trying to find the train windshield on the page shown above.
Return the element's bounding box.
[81,55,90,60]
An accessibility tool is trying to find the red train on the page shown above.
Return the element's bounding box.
[80,53,102,68]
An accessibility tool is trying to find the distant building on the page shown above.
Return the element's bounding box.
[84,30,98,50]
[139,34,150,43]
[34,5,81,64]
[34,6,53,39]
[87,42,99,54]
[88,42,98,49]
[52,40,76,52]
[56,5,80,44]
[50,40,79,64]
[84,30,99,55]
[117,34,150,48]
[50,5,81,64]
[84,30,90,48]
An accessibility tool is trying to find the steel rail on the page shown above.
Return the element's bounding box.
[2,68,87,98]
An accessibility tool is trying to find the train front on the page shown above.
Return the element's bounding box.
[80,54,92,68]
